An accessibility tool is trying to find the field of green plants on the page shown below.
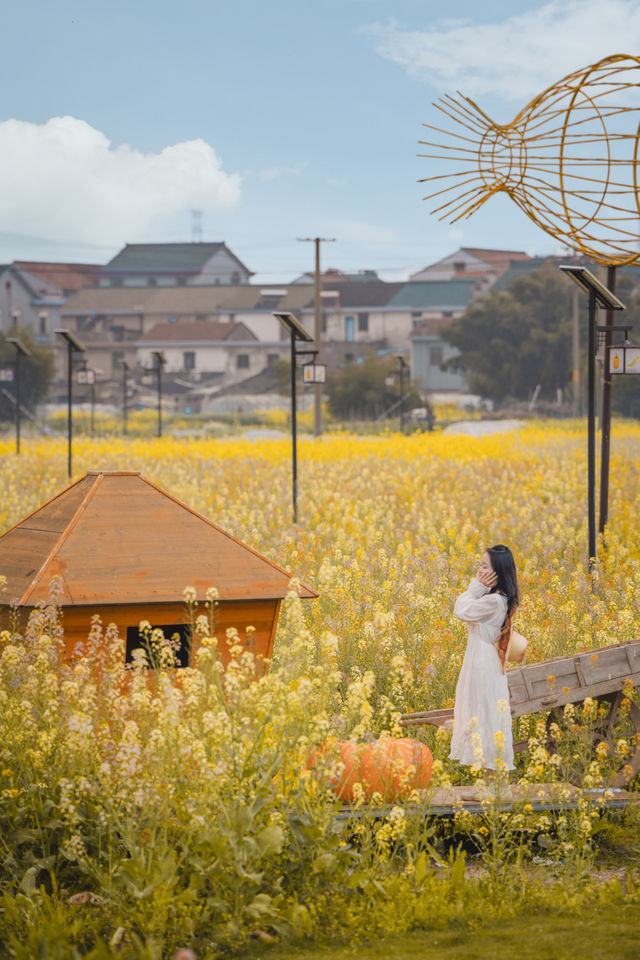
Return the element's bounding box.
[0,423,639,958]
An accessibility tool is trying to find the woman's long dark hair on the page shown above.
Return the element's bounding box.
[487,544,519,669]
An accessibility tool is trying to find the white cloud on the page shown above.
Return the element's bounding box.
[0,116,242,245]
[365,0,640,102]
[258,163,307,181]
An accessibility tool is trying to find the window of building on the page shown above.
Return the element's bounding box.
[321,312,327,334]
[112,350,125,371]
[357,312,369,332]
[176,276,187,287]
[430,345,444,368]
[237,354,249,369]
[125,623,191,669]
[184,351,196,371]
[39,315,47,337]
[344,352,354,363]
[147,277,157,287]
[267,353,279,369]
[111,278,123,288]
[442,310,453,318]
[453,261,466,273]
[112,326,125,342]
[231,271,240,284]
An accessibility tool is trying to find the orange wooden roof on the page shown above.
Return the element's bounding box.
[0,471,317,606]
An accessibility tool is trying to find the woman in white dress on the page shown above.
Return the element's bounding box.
[449,544,519,782]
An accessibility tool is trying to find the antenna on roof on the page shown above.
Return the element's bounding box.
[191,209,203,243]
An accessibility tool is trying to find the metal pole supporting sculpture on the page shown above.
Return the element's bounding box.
[419,54,640,557]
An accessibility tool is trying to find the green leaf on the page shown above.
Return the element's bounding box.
[256,824,284,859]
[21,866,37,894]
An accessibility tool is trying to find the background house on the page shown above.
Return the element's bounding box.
[136,319,284,386]
[0,261,100,340]
[410,247,533,294]
[410,317,467,392]
[98,242,253,288]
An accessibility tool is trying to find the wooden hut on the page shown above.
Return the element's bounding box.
[0,470,316,667]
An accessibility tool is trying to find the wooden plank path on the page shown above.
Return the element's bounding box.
[335,784,640,820]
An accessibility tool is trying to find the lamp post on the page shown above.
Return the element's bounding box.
[55,329,85,478]
[396,355,408,432]
[272,312,314,524]
[151,351,166,438]
[558,266,624,566]
[5,337,30,454]
[120,360,130,435]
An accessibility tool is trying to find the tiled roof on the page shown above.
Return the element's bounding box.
[61,284,314,316]
[461,247,532,268]
[291,268,381,285]
[101,242,251,276]
[139,320,256,343]
[62,278,476,317]
[337,281,403,308]
[386,280,476,309]
[0,471,316,605]
[13,261,101,294]
[493,258,549,290]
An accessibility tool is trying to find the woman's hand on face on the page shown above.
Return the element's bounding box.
[477,567,498,589]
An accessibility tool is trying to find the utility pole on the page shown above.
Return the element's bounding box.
[297,236,335,437]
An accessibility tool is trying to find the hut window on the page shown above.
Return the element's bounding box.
[125,623,191,668]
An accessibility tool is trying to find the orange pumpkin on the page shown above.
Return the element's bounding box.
[328,738,433,802]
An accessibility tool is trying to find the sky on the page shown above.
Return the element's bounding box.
[2,0,640,282]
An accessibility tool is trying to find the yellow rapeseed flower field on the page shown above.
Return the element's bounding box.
[0,421,638,717]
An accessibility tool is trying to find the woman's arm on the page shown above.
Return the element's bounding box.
[454,578,505,623]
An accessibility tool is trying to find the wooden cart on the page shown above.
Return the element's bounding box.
[401,637,640,787]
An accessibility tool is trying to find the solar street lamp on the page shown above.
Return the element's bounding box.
[559,266,624,565]
[151,351,166,437]
[5,337,30,454]
[395,355,408,432]
[55,329,85,477]
[273,312,314,524]
[120,360,130,435]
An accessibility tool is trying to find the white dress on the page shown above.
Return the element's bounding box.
[449,578,514,770]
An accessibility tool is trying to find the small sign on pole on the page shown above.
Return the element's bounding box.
[303,363,326,384]
[77,369,95,384]
[0,368,14,382]
[609,344,640,374]
[624,347,640,373]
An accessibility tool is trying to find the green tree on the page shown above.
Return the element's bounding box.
[326,353,421,421]
[0,328,54,421]
[441,264,573,405]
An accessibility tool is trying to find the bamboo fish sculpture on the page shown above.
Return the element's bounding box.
[419,54,640,266]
